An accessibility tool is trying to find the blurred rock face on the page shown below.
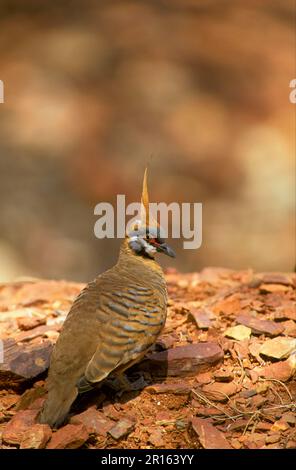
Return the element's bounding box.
[0,0,294,281]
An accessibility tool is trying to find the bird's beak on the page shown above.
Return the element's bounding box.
[157,242,176,258]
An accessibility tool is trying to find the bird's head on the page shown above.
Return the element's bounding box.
[127,223,176,259]
[126,169,176,260]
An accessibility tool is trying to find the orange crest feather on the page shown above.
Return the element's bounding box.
[141,167,149,227]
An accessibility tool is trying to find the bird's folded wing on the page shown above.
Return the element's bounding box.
[83,344,123,384]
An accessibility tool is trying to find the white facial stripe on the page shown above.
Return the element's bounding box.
[128,234,156,256]
[142,239,156,254]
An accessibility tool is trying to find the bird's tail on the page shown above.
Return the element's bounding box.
[38,382,78,429]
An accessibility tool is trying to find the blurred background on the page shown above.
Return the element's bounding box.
[0,0,295,282]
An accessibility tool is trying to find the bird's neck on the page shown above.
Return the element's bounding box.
[117,239,164,279]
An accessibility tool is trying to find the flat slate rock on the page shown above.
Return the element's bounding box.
[46,424,89,449]
[70,406,113,436]
[20,423,52,449]
[236,314,284,336]
[257,273,295,287]
[145,381,192,395]
[188,308,215,329]
[2,410,39,445]
[202,381,238,402]
[108,418,135,440]
[142,342,223,377]
[255,354,296,382]
[191,417,232,449]
[0,338,53,386]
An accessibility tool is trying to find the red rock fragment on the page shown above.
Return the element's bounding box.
[165,267,178,275]
[248,340,263,363]
[263,443,281,449]
[14,280,85,306]
[155,410,172,424]
[274,305,296,321]
[228,419,250,432]
[2,410,39,445]
[17,316,47,331]
[236,314,284,336]
[145,382,191,395]
[195,371,212,384]
[240,433,265,449]
[194,406,225,417]
[191,417,231,449]
[230,438,242,449]
[264,294,284,308]
[0,338,53,383]
[270,419,290,432]
[20,423,52,449]
[282,320,296,337]
[239,389,257,398]
[108,417,135,440]
[202,381,238,402]
[156,334,177,350]
[70,406,113,436]
[250,395,268,408]
[286,440,296,449]
[260,284,291,293]
[102,403,122,421]
[281,411,296,425]
[248,369,259,383]
[0,394,20,410]
[199,267,234,283]
[213,368,234,382]
[255,354,296,382]
[15,324,59,343]
[233,340,250,359]
[143,342,223,377]
[148,428,165,447]
[212,295,241,316]
[259,273,294,287]
[265,434,281,444]
[189,308,215,329]
[46,424,89,449]
[256,422,272,431]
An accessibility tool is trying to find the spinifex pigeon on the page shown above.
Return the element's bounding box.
[39,169,175,428]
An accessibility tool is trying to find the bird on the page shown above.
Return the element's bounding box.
[39,168,175,428]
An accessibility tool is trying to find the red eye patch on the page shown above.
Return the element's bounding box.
[149,238,160,246]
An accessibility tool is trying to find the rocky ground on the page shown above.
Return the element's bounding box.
[0,267,295,449]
